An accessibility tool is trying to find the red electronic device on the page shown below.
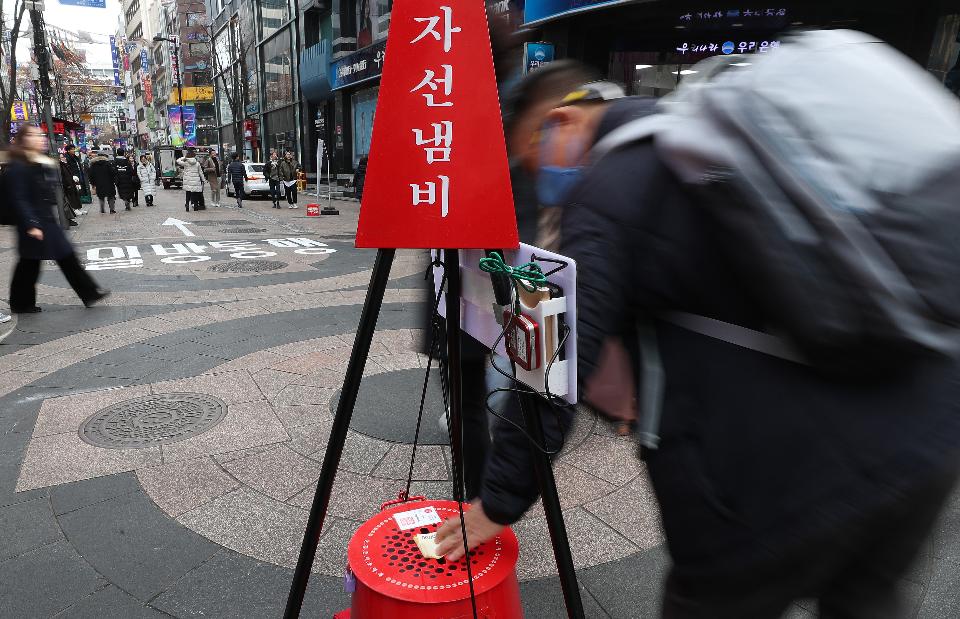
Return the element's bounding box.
[503,310,541,371]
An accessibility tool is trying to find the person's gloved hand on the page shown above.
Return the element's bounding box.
[434,500,504,562]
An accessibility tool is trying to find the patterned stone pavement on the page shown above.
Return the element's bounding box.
[0,189,958,618]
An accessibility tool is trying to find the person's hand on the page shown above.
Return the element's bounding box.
[27,228,43,241]
[434,501,504,562]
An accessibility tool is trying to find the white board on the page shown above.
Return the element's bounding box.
[434,244,578,404]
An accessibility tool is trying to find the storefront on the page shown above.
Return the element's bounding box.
[327,39,386,172]
[522,1,960,96]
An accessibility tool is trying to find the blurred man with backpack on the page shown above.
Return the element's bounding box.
[529,31,960,617]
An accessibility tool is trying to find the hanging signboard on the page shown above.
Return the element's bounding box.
[10,100,29,121]
[523,42,554,73]
[355,0,518,249]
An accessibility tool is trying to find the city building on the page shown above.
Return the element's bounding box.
[121,0,158,148]
[205,0,299,161]
[149,0,215,147]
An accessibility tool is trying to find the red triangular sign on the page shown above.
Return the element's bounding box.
[355,0,519,249]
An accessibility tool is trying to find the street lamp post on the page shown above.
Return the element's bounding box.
[153,35,184,144]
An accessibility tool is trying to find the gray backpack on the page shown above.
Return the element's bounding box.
[596,29,960,365]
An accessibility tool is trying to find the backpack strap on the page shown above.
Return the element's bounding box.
[634,313,806,455]
[662,311,808,365]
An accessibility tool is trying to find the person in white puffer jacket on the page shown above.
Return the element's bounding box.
[136,155,157,206]
[176,149,205,212]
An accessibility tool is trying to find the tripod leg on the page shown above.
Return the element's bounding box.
[518,391,586,619]
[284,248,396,618]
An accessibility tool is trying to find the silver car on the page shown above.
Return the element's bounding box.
[226,163,270,198]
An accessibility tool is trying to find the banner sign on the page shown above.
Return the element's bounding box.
[523,42,554,73]
[109,36,121,86]
[168,105,183,146]
[182,105,197,146]
[170,42,181,85]
[355,0,518,248]
[140,48,149,71]
[10,100,29,121]
[330,40,387,91]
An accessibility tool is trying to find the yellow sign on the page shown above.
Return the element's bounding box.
[169,86,214,103]
[11,100,29,121]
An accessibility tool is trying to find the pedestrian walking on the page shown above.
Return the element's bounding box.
[204,149,222,207]
[58,157,80,227]
[264,151,282,209]
[63,144,90,205]
[112,148,137,211]
[4,125,109,313]
[87,151,117,214]
[226,153,246,208]
[137,155,156,206]
[177,149,206,212]
[278,151,299,208]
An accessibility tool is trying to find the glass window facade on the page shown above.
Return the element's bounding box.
[264,106,297,155]
[262,28,294,110]
[261,0,292,38]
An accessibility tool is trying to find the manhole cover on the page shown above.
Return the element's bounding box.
[209,260,288,273]
[219,227,267,234]
[79,393,227,449]
[192,220,251,226]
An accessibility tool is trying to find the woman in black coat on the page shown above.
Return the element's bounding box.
[7,125,109,313]
[87,152,117,213]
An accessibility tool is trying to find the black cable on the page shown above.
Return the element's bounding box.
[485,322,573,455]
[431,260,479,619]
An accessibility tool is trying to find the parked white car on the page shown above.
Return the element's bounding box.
[226,163,270,198]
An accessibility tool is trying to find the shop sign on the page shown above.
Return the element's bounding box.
[676,39,780,55]
[679,8,786,22]
[330,40,387,90]
[355,0,518,249]
[523,42,554,73]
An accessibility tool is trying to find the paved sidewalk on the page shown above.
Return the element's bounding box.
[0,188,958,618]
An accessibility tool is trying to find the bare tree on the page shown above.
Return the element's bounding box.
[208,14,253,155]
[0,0,28,142]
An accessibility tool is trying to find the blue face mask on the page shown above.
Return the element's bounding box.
[536,165,583,207]
[535,125,584,207]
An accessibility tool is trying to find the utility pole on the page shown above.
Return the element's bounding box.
[27,0,68,230]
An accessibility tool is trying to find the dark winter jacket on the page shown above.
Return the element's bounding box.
[226,161,246,186]
[113,156,138,199]
[277,158,298,182]
[87,155,116,197]
[264,159,281,182]
[7,156,74,260]
[560,98,960,579]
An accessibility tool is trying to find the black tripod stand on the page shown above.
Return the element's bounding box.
[284,248,585,618]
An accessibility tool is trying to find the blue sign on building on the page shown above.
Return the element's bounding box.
[109,36,121,87]
[330,40,387,91]
[59,0,107,7]
[523,42,555,73]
